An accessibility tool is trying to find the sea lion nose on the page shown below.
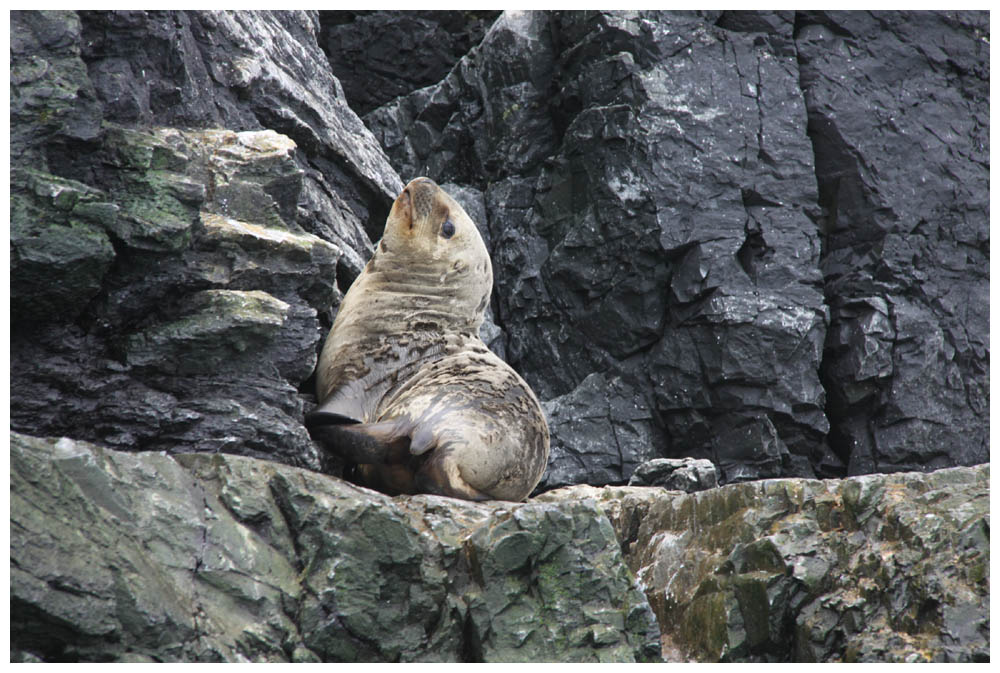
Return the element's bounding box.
[409,176,437,188]
[404,177,438,220]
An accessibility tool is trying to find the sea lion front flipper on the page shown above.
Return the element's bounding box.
[304,409,361,426]
[308,418,412,465]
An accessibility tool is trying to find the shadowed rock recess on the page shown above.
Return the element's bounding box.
[9,9,989,663]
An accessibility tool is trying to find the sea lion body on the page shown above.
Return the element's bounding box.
[307,177,549,501]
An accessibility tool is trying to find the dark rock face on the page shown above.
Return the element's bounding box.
[364,10,988,485]
[795,11,990,475]
[366,11,834,483]
[10,124,335,468]
[318,11,500,116]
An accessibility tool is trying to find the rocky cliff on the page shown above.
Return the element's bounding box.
[9,9,989,662]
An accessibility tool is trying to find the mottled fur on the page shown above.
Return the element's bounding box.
[307,178,549,501]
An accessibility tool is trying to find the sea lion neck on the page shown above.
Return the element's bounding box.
[364,250,488,335]
[315,179,497,414]
[369,176,493,333]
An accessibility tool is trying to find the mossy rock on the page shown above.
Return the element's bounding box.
[10,169,116,322]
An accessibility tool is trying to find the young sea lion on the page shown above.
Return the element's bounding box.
[307,177,549,502]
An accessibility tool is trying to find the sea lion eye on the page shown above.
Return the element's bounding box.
[441,219,455,239]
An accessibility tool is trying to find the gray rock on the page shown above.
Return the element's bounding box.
[362,9,988,484]
[796,11,989,474]
[10,125,337,469]
[10,170,116,323]
[10,432,661,662]
[74,9,401,278]
[365,10,836,483]
[9,11,102,168]
[627,458,719,492]
[538,371,659,491]
[540,463,990,662]
[318,11,500,116]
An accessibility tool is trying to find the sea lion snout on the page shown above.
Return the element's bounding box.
[391,177,440,232]
[395,189,414,229]
[405,177,438,221]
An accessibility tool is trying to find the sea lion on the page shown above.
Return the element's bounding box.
[305,177,549,502]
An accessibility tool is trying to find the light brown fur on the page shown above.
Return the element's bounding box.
[307,178,549,501]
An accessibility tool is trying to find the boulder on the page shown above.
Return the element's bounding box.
[13,431,986,663]
[627,458,720,492]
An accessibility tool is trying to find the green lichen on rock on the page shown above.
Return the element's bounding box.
[98,126,205,252]
[541,465,990,662]
[10,168,117,322]
[10,432,662,663]
[462,502,659,662]
[9,10,102,166]
[124,289,290,375]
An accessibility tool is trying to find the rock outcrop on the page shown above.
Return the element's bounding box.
[540,463,990,662]
[10,432,660,662]
[365,10,989,486]
[11,432,988,662]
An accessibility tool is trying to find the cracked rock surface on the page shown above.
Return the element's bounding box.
[796,11,989,474]
[540,463,990,662]
[10,432,660,662]
[364,9,988,485]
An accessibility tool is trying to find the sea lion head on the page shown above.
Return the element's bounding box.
[376,177,493,331]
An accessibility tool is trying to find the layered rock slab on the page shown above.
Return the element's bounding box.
[10,126,337,469]
[10,432,661,663]
[72,9,401,271]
